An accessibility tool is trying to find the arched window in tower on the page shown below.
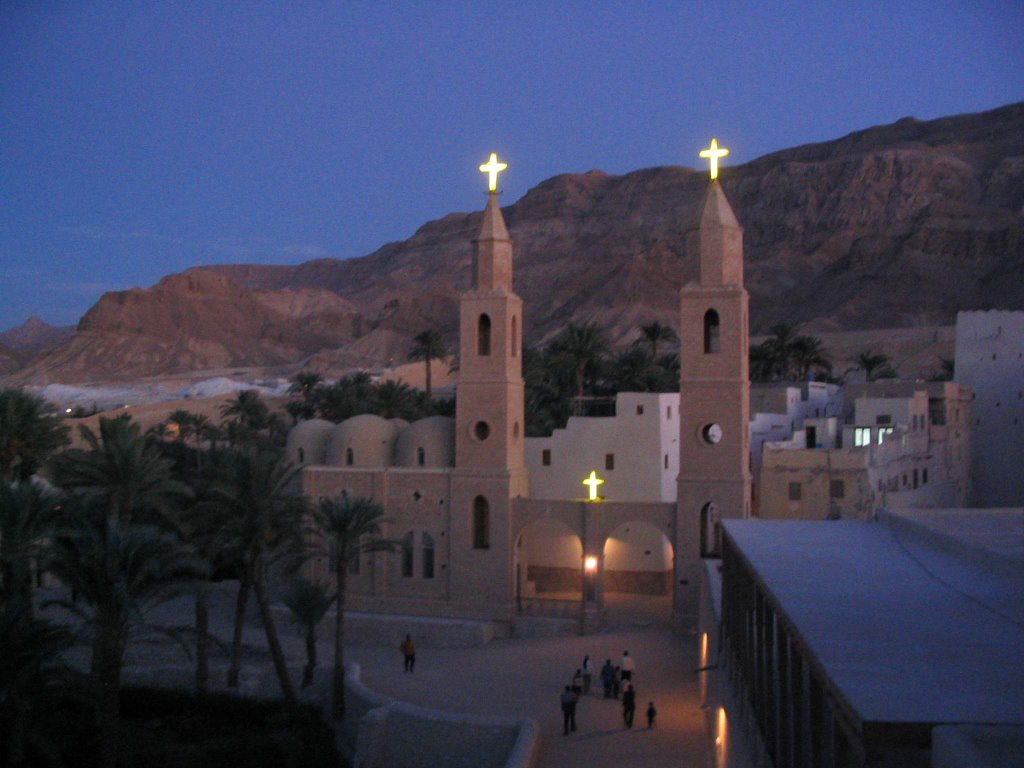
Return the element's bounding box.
[703,309,720,354]
[478,314,492,356]
[472,495,490,549]
[700,502,722,558]
[511,315,519,357]
[345,447,354,466]
[401,531,414,577]
[422,532,435,579]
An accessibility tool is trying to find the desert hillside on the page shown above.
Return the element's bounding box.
[6,102,1023,384]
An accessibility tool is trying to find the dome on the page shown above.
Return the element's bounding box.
[395,416,455,468]
[285,419,334,467]
[325,414,401,468]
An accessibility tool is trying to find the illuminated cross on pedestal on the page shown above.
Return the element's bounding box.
[479,152,508,191]
[699,138,730,180]
[582,470,604,501]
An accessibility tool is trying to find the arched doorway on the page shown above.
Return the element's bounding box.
[514,518,583,620]
[601,521,674,627]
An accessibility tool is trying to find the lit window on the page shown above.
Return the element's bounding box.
[877,427,894,444]
[854,427,871,447]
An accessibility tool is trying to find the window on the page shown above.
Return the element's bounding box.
[877,427,894,444]
[703,309,720,354]
[298,447,305,464]
[700,502,721,558]
[830,480,845,499]
[605,453,615,470]
[664,454,669,469]
[417,447,426,466]
[542,449,551,466]
[913,469,919,489]
[346,447,354,466]
[923,468,928,484]
[511,315,518,357]
[789,482,802,501]
[422,533,435,579]
[636,405,644,415]
[667,405,672,419]
[472,496,490,549]
[474,421,490,441]
[478,314,491,356]
[854,427,871,447]
[876,414,892,425]
[401,532,414,577]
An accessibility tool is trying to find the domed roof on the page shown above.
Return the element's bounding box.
[325,413,401,468]
[395,416,455,468]
[285,419,334,467]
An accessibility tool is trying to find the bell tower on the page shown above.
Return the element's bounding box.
[450,154,527,616]
[675,146,752,627]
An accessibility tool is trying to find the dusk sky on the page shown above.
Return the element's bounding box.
[2,2,1022,332]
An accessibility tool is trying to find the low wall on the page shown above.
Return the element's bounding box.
[344,663,540,768]
[527,566,671,595]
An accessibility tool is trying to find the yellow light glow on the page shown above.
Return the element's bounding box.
[699,138,730,180]
[584,555,598,572]
[479,152,508,191]
[582,470,604,501]
[700,632,709,667]
[715,707,728,764]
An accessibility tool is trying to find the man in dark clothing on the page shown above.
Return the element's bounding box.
[622,686,636,728]
[560,685,578,735]
[600,659,615,698]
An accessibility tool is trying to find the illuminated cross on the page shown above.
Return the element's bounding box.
[582,470,604,501]
[479,152,508,192]
[699,138,730,180]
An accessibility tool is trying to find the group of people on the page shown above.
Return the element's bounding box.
[560,650,657,735]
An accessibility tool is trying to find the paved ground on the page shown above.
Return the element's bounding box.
[44,584,712,768]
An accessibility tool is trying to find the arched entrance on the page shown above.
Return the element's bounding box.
[601,521,674,627]
[514,518,583,620]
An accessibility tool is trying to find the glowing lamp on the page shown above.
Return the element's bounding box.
[479,152,508,191]
[584,556,598,573]
[699,138,730,180]
[700,632,709,667]
[582,470,604,501]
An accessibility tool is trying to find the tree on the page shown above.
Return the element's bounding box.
[313,373,375,423]
[0,388,70,482]
[47,505,205,768]
[49,415,191,526]
[206,449,304,704]
[374,380,419,420]
[851,352,897,382]
[548,321,609,412]
[311,495,394,718]
[0,480,59,617]
[635,321,677,360]
[282,577,335,688]
[408,330,448,399]
[288,371,322,402]
[790,335,832,380]
[220,390,271,436]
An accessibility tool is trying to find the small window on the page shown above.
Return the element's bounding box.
[789,482,802,501]
[472,496,490,550]
[922,468,928,484]
[401,532,414,578]
[346,447,354,466]
[854,427,871,447]
[703,309,720,354]
[667,405,672,419]
[877,427,894,444]
[605,453,615,471]
[636,405,644,415]
[511,315,518,357]
[664,454,669,469]
[422,533,435,579]
[474,421,490,441]
[298,447,305,464]
[478,314,491,356]
[913,469,919,489]
[417,447,426,466]
[542,449,551,466]
[876,414,892,425]
[830,480,845,499]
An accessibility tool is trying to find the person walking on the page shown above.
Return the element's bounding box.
[622,686,636,729]
[600,659,615,698]
[620,650,635,682]
[581,655,593,695]
[560,685,578,735]
[400,634,416,672]
[571,668,583,696]
[646,701,657,729]
[612,666,622,699]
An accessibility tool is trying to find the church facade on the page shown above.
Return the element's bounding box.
[287,164,752,632]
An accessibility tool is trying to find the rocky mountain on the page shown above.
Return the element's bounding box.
[9,102,1024,383]
[0,317,75,375]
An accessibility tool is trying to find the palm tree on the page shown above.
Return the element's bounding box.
[408,330,448,399]
[636,321,677,360]
[47,505,206,768]
[791,335,832,380]
[206,449,304,704]
[220,390,271,435]
[0,388,70,482]
[374,380,419,420]
[762,323,799,380]
[282,577,335,688]
[548,321,609,412]
[312,373,376,423]
[49,415,191,526]
[288,371,322,402]
[0,480,60,617]
[166,409,195,443]
[608,347,659,392]
[851,352,897,382]
[311,495,395,718]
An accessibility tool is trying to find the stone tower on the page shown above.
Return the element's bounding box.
[450,190,528,616]
[675,180,752,626]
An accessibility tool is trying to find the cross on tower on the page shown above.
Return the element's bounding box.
[582,470,604,501]
[479,152,508,192]
[699,138,730,180]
